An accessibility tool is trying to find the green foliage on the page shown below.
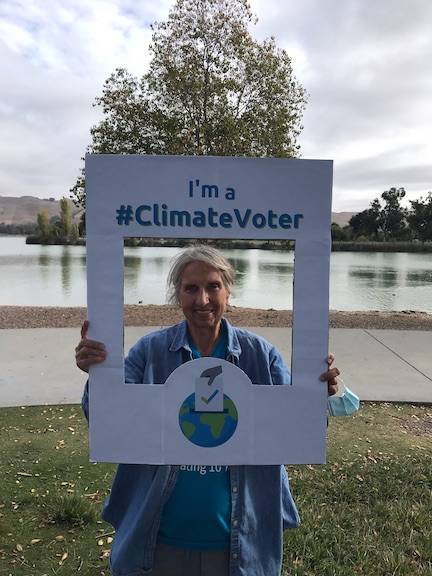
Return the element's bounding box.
[331,222,349,241]
[331,241,432,252]
[349,198,381,240]
[70,168,86,208]
[36,207,52,237]
[0,405,115,574]
[71,223,80,242]
[0,403,431,575]
[349,188,411,242]
[408,192,432,243]
[379,187,408,241]
[58,197,73,237]
[70,0,307,208]
[49,493,99,526]
[32,198,79,244]
[284,403,432,575]
[0,222,38,235]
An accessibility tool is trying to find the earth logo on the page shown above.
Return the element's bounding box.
[179,393,238,447]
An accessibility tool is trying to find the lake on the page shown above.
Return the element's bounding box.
[1,237,431,312]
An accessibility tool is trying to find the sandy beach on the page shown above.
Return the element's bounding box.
[0,305,431,331]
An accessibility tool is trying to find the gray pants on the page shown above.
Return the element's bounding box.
[149,542,230,576]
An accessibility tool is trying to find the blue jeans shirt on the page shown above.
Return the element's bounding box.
[82,318,300,576]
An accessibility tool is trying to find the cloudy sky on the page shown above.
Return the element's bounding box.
[1,0,431,212]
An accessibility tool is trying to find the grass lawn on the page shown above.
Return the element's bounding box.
[0,403,431,576]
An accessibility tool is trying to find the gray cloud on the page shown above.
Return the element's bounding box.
[1,0,431,210]
[251,0,432,209]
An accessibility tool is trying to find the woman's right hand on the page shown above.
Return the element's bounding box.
[75,320,107,373]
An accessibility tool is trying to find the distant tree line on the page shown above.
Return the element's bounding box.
[0,222,37,235]
[332,188,432,245]
[27,197,80,245]
[14,186,432,251]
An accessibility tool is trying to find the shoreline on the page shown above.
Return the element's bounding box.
[0,305,431,331]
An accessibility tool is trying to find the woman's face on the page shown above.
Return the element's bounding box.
[179,260,229,335]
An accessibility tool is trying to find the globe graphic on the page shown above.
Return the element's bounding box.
[179,393,238,447]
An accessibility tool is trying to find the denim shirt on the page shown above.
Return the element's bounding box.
[82,318,300,576]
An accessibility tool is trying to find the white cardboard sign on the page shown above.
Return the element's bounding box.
[85,155,333,464]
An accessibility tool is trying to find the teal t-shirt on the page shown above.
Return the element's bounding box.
[157,324,231,550]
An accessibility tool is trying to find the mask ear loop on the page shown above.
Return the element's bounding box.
[328,361,346,397]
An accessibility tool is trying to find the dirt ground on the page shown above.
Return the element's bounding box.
[0,305,431,330]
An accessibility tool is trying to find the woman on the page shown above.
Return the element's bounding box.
[76,244,342,576]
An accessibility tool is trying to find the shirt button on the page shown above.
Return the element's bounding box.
[232,486,238,493]
[232,519,238,526]
[232,553,238,559]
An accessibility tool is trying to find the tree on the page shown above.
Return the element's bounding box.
[408,192,432,243]
[379,187,407,241]
[57,197,73,238]
[71,0,307,208]
[331,222,349,241]
[37,208,51,237]
[349,198,381,240]
[71,223,80,242]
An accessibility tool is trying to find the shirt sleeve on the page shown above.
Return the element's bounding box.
[269,345,291,385]
[124,337,148,383]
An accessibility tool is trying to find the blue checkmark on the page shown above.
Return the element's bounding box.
[201,389,220,405]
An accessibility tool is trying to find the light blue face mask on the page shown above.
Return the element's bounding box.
[327,380,360,417]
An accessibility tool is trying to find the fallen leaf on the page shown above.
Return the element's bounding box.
[85,493,100,501]
[55,535,65,542]
[30,539,42,545]
[15,543,23,552]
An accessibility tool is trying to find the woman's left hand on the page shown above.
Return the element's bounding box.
[319,353,340,397]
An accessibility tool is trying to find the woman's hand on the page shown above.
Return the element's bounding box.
[319,353,340,397]
[75,320,107,373]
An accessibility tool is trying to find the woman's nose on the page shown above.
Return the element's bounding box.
[195,288,209,305]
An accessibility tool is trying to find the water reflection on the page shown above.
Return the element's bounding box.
[228,254,250,273]
[349,267,399,288]
[60,247,72,292]
[38,252,51,285]
[406,270,432,285]
[1,238,432,311]
[124,254,142,285]
[39,254,51,267]
[227,255,250,291]
[258,262,294,275]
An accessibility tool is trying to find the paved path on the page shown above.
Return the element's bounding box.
[1,327,431,407]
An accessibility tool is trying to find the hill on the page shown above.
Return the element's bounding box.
[0,196,83,226]
[0,195,356,228]
[331,211,356,227]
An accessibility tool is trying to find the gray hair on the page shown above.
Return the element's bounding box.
[167,244,235,306]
